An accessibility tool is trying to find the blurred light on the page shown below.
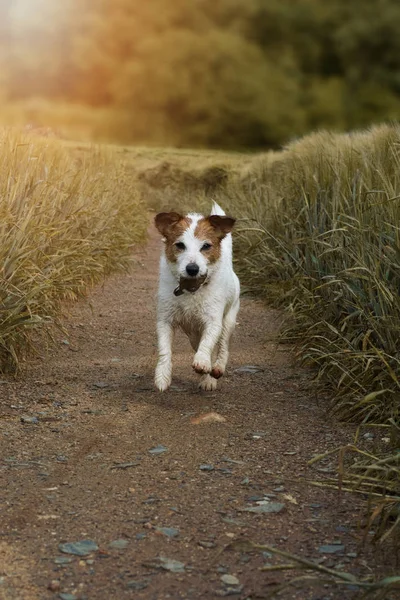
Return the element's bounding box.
[9,0,54,28]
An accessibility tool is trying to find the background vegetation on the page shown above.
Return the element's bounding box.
[137,123,400,548]
[2,0,400,148]
[0,129,147,369]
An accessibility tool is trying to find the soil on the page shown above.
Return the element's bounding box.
[0,225,393,600]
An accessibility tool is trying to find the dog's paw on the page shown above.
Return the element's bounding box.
[211,365,225,379]
[192,353,211,375]
[155,364,172,392]
[199,374,218,391]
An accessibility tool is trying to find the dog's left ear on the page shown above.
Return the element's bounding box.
[154,212,184,237]
[207,215,236,239]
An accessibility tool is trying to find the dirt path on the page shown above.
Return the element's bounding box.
[0,226,386,600]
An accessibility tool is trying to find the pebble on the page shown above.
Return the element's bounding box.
[108,539,129,549]
[158,556,186,572]
[318,544,345,554]
[48,580,61,591]
[92,381,109,389]
[58,540,98,556]
[221,575,239,586]
[54,557,73,565]
[148,445,168,455]
[200,464,214,471]
[241,502,285,514]
[127,580,149,590]
[20,416,39,424]
[58,594,77,600]
[156,527,179,539]
[198,540,216,549]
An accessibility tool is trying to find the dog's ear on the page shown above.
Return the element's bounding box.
[154,212,184,237]
[207,215,236,239]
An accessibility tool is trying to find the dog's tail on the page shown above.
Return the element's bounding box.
[210,201,226,216]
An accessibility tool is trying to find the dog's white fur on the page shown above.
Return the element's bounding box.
[155,202,240,391]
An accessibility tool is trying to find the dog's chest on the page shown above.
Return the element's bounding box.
[171,291,215,331]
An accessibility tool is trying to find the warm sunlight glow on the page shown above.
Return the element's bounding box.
[9,0,58,29]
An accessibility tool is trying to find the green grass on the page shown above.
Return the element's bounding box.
[0,128,147,370]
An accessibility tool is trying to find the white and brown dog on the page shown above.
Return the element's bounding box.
[154,202,240,392]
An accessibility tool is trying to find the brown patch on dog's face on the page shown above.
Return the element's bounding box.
[194,215,236,263]
[154,212,192,262]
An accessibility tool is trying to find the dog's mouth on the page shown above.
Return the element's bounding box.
[174,275,207,297]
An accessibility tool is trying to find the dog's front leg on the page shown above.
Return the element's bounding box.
[192,321,222,375]
[155,320,174,392]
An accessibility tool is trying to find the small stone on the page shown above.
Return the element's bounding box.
[127,580,149,591]
[318,544,345,554]
[200,464,214,471]
[92,381,109,389]
[218,468,233,475]
[48,580,61,591]
[58,540,98,556]
[158,556,185,572]
[54,556,73,565]
[155,527,179,539]
[215,585,244,597]
[241,502,285,514]
[335,525,349,533]
[21,416,39,424]
[198,540,216,549]
[108,539,129,550]
[148,445,168,455]
[136,533,146,540]
[58,594,77,600]
[221,574,240,586]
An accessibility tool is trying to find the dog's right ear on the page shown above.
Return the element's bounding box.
[154,212,183,237]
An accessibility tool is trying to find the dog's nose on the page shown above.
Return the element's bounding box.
[186,263,200,277]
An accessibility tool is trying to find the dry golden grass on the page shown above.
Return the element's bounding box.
[0,128,147,370]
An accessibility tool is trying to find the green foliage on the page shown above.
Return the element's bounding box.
[1,0,400,147]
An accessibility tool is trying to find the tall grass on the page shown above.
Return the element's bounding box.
[0,128,147,370]
[139,123,400,425]
[234,125,400,425]
[137,124,400,546]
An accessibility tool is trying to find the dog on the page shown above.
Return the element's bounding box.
[154,202,240,392]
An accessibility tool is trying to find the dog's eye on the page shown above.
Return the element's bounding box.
[175,242,186,250]
[201,243,212,251]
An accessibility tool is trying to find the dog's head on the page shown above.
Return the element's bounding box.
[154,211,235,285]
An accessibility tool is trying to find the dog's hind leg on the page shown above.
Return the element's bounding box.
[155,321,174,392]
[211,301,239,379]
